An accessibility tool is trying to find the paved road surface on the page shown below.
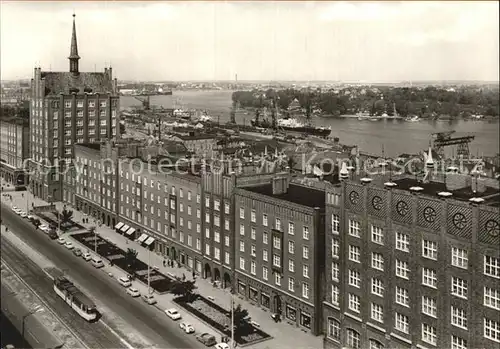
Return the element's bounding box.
[1,203,202,349]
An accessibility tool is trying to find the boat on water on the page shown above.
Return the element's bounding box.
[405,115,420,122]
[54,276,98,321]
[250,117,331,137]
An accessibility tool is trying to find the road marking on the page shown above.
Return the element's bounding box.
[1,260,90,349]
[99,319,135,349]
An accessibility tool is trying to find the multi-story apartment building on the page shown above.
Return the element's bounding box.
[323,171,500,349]
[29,14,119,201]
[234,176,326,335]
[0,117,29,187]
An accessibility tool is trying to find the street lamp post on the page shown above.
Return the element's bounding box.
[21,305,44,340]
[147,248,151,295]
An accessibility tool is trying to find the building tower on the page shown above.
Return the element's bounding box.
[423,146,434,183]
[69,14,80,75]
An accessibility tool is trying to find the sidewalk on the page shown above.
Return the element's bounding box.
[1,186,324,349]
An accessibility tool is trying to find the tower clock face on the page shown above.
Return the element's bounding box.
[486,220,500,237]
[396,201,409,216]
[452,213,467,230]
[372,196,383,210]
[423,207,436,223]
[349,191,359,205]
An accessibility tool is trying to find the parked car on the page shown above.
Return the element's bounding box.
[179,322,195,334]
[82,251,92,261]
[91,257,104,268]
[20,212,28,218]
[73,248,82,256]
[142,294,157,305]
[165,308,182,320]
[126,287,140,297]
[118,276,132,287]
[215,343,230,349]
[39,224,49,232]
[64,241,74,250]
[196,333,217,347]
[27,215,34,220]
[57,237,65,244]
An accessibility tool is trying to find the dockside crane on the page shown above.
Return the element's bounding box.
[134,95,150,110]
[431,131,475,159]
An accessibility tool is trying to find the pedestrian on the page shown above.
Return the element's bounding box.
[192,271,196,279]
[163,260,166,267]
[182,273,186,281]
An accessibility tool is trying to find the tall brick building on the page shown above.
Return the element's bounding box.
[0,117,29,187]
[29,15,119,201]
[323,170,500,349]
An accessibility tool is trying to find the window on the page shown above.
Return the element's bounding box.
[371,278,384,297]
[250,261,256,275]
[421,324,437,345]
[225,252,230,265]
[451,247,468,269]
[422,268,437,288]
[239,207,244,219]
[262,266,268,280]
[451,306,467,329]
[327,318,340,341]
[301,264,309,278]
[289,259,295,272]
[288,277,295,292]
[275,218,281,231]
[288,241,295,254]
[303,226,309,240]
[332,214,339,234]
[451,277,467,299]
[288,222,294,235]
[331,238,339,258]
[395,313,409,334]
[484,318,500,342]
[451,335,467,349]
[484,287,500,310]
[371,225,383,244]
[302,283,309,299]
[65,100,71,108]
[371,252,384,271]
[273,236,281,249]
[422,296,437,317]
[484,255,500,278]
[346,329,360,349]
[225,236,230,247]
[99,101,106,108]
[371,303,383,323]
[251,210,256,222]
[273,254,281,267]
[396,260,409,279]
[263,232,268,244]
[349,220,360,237]
[239,241,245,252]
[349,245,360,263]
[395,286,409,307]
[251,245,256,256]
[349,269,361,288]
[331,262,339,281]
[331,285,339,305]
[369,339,384,349]
[262,214,268,226]
[348,294,360,313]
[239,257,245,270]
[422,240,438,260]
[303,246,309,259]
[263,249,268,261]
[239,224,245,236]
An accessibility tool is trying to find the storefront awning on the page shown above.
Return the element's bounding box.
[115,222,124,230]
[120,224,130,232]
[137,234,148,243]
[144,237,155,246]
[125,227,135,236]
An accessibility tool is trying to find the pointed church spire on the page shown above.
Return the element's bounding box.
[69,13,80,74]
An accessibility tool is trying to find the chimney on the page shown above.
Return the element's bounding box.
[339,162,349,180]
[272,175,289,195]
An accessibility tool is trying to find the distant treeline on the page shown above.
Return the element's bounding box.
[232,86,499,118]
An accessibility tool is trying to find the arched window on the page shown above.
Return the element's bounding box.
[346,328,361,349]
[369,339,384,349]
[327,317,340,340]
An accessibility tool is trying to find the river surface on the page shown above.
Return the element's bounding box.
[120,91,499,158]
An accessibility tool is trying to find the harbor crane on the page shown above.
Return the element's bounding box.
[431,131,475,159]
[134,95,150,110]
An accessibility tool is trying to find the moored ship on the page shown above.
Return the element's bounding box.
[251,117,331,137]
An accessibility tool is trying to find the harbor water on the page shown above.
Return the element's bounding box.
[120,91,499,158]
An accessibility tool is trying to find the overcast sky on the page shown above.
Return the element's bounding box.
[1,1,498,82]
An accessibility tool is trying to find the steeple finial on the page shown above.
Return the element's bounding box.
[69,13,80,74]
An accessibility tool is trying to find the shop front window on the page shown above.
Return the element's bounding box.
[249,287,258,302]
[261,293,270,308]
[286,305,297,321]
[238,281,246,296]
[300,311,311,329]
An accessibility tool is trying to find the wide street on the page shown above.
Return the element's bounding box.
[0,203,203,349]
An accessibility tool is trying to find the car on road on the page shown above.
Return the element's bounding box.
[27,215,34,220]
[142,294,157,305]
[179,322,195,334]
[196,333,217,347]
[39,224,49,232]
[64,241,74,250]
[126,287,141,297]
[57,237,65,244]
[118,276,132,287]
[12,206,18,211]
[215,343,230,349]
[165,308,182,320]
[73,248,82,256]
[82,251,92,261]
[20,212,28,218]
